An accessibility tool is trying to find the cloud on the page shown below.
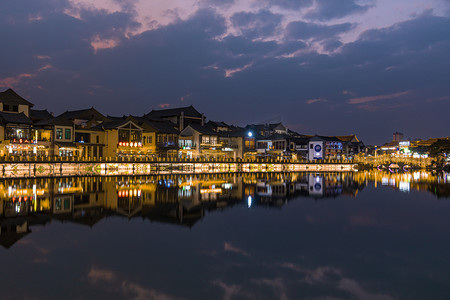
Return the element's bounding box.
[305,0,372,20]
[321,38,343,52]
[1,1,449,144]
[88,267,117,283]
[230,10,282,40]
[212,280,241,300]
[338,278,396,300]
[0,73,34,88]
[88,267,181,300]
[224,242,251,257]
[17,239,51,255]
[201,0,235,7]
[225,63,253,77]
[261,0,313,10]
[90,35,120,52]
[275,263,396,300]
[251,278,289,300]
[285,21,355,41]
[348,91,410,104]
[306,98,327,104]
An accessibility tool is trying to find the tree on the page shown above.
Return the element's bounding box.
[429,139,450,157]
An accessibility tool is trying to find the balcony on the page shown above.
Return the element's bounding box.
[201,142,227,150]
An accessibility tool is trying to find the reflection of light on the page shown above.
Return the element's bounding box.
[222,183,233,189]
[200,188,222,194]
[413,172,420,181]
[382,177,389,185]
[247,196,252,208]
[399,181,410,193]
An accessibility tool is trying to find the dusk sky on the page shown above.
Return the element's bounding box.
[1,0,449,145]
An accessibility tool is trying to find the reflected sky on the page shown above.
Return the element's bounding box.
[0,171,449,299]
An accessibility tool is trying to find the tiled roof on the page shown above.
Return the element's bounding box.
[57,107,109,122]
[336,135,359,142]
[0,111,33,125]
[0,89,34,107]
[140,118,179,134]
[95,116,142,130]
[186,124,218,135]
[30,109,54,123]
[145,105,202,119]
[34,115,73,126]
[309,135,343,142]
[381,141,399,147]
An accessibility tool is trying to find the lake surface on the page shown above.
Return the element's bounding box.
[1,171,449,300]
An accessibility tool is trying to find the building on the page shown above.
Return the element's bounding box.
[393,132,404,142]
[145,105,204,131]
[308,136,344,161]
[335,135,365,159]
[0,88,33,117]
[0,111,35,156]
[34,116,81,157]
[179,124,220,159]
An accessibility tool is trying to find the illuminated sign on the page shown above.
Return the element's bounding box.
[314,144,322,152]
[200,188,222,194]
[399,141,410,147]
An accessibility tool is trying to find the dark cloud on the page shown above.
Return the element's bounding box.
[285,21,355,40]
[1,1,449,144]
[261,0,313,10]
[321,39,343,52]
[200,0,235,7]
[305,0,372,20]
[276,41,308,56]
[231,10,283,39]
[221,36,278,57]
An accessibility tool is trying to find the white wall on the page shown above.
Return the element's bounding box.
[308,141,323,160]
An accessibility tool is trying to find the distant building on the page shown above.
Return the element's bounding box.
[393,132,404,142]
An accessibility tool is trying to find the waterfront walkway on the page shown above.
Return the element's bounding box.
[0,157,357,177]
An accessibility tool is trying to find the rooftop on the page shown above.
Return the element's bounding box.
[57,107,109,122]
[0,111,33,125]
[0,89,34,107]
[145,105,202,119]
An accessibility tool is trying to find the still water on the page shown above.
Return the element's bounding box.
[1,171,449,300]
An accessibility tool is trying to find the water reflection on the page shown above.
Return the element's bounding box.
[1,170,448,249]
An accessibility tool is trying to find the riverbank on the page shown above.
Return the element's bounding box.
[0,160,357,178]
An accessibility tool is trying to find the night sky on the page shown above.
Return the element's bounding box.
[1,0,449,145]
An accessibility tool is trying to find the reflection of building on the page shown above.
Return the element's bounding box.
[8,171,449,248]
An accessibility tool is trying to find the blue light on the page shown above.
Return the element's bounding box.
[247,196,252,208]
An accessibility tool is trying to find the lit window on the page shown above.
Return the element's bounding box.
[56,128,63,140]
